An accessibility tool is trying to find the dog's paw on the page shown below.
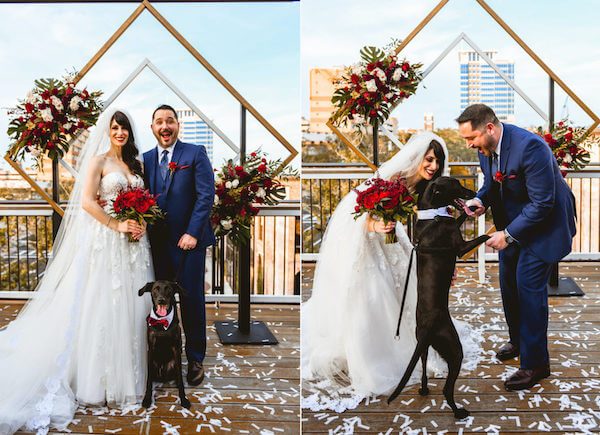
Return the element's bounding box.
[454,407,470,419]
[142,396,152,408]
[418,387,430,396]
[181,397,191,409]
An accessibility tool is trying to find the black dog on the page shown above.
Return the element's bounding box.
[138,280,191,409]
[388,177,490,419]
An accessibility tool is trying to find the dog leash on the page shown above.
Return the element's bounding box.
[173,250,189,282]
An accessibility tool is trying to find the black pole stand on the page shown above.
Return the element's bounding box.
[546,77,584,297]
[372,120,379,168]
[214,105,278,344]
[51,158,61,239]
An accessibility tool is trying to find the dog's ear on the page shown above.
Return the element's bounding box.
[174,282,188,297]
[138,282,154,296]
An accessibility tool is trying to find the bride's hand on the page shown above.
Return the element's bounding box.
[116,219,142,235]
[131,221,147,240]
[368,216,396,233]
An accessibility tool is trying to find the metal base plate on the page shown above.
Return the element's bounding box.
[214,321,278,345]
[548,276,584,297]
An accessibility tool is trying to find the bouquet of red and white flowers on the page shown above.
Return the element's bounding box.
[7,74,103,169]
[330,43,422,130]
[537,121,592,177]
[211,152,296,245]
[111,186,165,242]
[353,177,417,244]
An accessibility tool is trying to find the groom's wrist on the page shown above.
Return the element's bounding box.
[503,229,517,244]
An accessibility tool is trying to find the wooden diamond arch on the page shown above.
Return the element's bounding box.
[4,0,298,215]
[327,0,600,168]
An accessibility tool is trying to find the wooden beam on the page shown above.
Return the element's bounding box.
[475,0,600,135]
[73,2,146,84]
[3,155,64,216]
[142,0,297,165]
[460,225,495,261]
[326,121,377,171]
[394,0,449,55]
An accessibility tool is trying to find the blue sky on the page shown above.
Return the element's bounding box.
[301,0,600,131]
[0,2,300,170]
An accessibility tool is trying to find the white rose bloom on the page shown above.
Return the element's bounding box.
[40,108,53,122]
[365,79,377,92]
[69,96,82,112]
[351,63,362,75]
[214,194,220,205]
[385,92,393,99]
[373,68,386,82]
[225,181,232,189]
[26,92,37,104]
[50,96,63,111]
[231,179,239,188]
[30,148,41,157]
[63,122,72,130]
[221,219,233,230]
[256,187,266,198]
[563,153,573,164]
[392,68,403,82]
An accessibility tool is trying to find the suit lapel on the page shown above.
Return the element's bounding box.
[147,148,158,194]
[164,140,184,196]
[499,123,511,176]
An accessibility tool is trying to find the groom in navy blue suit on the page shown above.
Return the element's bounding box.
[457,104,576,391]
[144,104,216,386]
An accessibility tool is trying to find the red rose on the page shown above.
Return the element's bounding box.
[168,162,177,171]
[38,102,47,110]
[560,170,568,177]
[25,103,34,113]
[557,150,566,158]
[51,88,59,96]
[257,164,267,174]
[355,206,360,212]
[41,90,50,100]
[570,146,578,155]
[351,74,360,84]
[367,63,375,72]
[402,62,410,72]
[263,179,273,189]
[77,121,85,128]
[564,132,573,142]
[364,193,377,210]
[558,121,564,126]
[494,171,505,183]
[250,184,259,192]
[235,165,244,175]
[544,133,553,142]
[250,152,257,158]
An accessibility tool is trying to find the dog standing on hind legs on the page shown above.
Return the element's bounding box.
[387,177,489,419]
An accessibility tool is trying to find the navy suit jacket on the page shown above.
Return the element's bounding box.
[476,123,576,263]
[143,139,216,250]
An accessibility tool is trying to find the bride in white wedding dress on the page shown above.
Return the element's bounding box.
[0,108,153,434]
[301,131,484,412]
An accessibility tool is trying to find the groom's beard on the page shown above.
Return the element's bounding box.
[157,128,177,147]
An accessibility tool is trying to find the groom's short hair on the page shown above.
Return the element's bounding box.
[152,104,178,121]
[456,104,500,131]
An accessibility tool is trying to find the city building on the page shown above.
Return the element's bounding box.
[424,112,434,131]
[459,51,515,123]
[309,67,346,134]
[176,109,214,163]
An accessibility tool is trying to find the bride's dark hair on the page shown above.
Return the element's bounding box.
[110,111,143,178]
[414,139,446,196]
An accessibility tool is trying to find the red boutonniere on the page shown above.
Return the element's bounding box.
[494,171,518,184]
[168,162,190,178]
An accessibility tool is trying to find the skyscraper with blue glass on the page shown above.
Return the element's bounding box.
[176,109,214,164]
[459,51,515,123]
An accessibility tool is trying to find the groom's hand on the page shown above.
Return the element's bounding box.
[466,198,485,217]
[486,231,508,251]
[178,233,197,250]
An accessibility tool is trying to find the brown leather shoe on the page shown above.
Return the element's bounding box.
[187,361,205,386]
[496,342,520,361]
[504,364,550,391]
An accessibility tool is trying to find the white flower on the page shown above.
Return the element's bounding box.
[392,68,403,82]
[50,96,63,111]
[231,179,239,188]
[63,122,72,131]
[69,96,82,111]
[214,194,219,205]
[373,67,386,82]
[385,92,393,99]
[40,108,53,122]
[365,79,377,92]
[563,153,573,164]
[350,63,362,75]
[225,181,232,189]
[26,92,37,104]
[221,219,233,230]
[351,114,365,125]
[256,187,266,198]
[30,148,41,157]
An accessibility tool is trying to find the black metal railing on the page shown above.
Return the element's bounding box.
[0,201,300,298]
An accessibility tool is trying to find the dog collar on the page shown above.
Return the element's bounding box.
[149,308,174,329]
[417,207,453,220]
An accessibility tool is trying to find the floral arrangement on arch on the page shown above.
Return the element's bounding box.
[353,177,417,244]
[330,42,422,130]
[7,74,103,169]
[537,120,592,177]
[211,152,297,245]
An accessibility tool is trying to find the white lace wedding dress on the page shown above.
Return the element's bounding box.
[0,172,152,435]
[301,132,484,413]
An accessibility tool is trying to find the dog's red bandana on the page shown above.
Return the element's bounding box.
[149,317,169,328]
[148,308,174,329]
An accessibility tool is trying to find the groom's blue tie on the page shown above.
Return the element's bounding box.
[491,151,499,177]
[159,149,169,181]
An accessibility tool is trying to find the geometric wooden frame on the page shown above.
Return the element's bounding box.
[4,0,298,216]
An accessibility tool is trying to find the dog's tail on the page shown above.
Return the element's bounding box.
[387,340,428,404]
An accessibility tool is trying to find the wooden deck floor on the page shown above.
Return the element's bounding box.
[0,302,300,434]
[301,262,600,434]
